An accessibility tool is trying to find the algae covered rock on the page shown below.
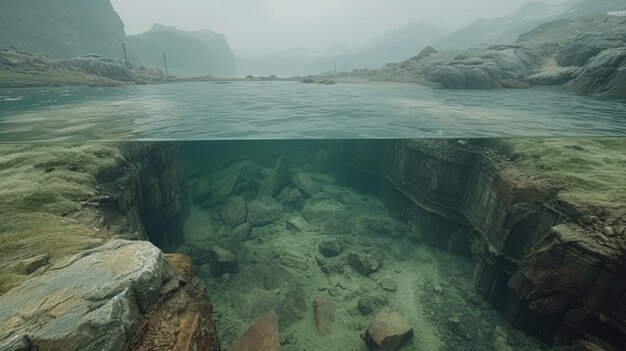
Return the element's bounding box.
[313,298,335,336]
[348,249,383,276]
[247,196,285,226]
[208,246,238,276]
[230,311,280,351]
[319,238,343,257]
[221,196,248,228]
[258,156,290,197]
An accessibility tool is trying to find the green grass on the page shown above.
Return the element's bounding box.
[0,144,125,293]
[517,16,626,47]
[497,138,626,214]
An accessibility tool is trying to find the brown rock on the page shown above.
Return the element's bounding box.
[365,309,413,350]
[16,254,49,274]
[165,253,194,277]
[313,298,335,336]
[230,311,280,351]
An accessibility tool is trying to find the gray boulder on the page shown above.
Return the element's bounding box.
[565,48,626,98]
[247,196,284,226]
[556,31,626,67]
[0,240,167,351]
[61,54,133,81]
[347,249,383,276]
[425,46,543,89]
[221,196,248,228]
[258,156,290,198]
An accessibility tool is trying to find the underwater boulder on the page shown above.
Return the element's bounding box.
[247,196,285,226]
[208,246,238,276]
[258,156,290,198]
[365,309,413,350]
[230,311,280,351]
[347,249,383,276]
[312,298,335,336]
[221,196,248,228]
[319,238,343,257]
[277,187,304,209]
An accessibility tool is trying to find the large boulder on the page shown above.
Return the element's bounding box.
[258,156,290,198]
[565,48,626,98]
[365,309,413,350]
[247,197,284,226]
[556,31,626,67]
[208,246,238,276]
[425,46,543,89]
[0,240,166,351]
[61,54,133,81]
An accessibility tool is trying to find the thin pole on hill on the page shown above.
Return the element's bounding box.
[163,53,169,75]
[334,63,336,74]
[122,43,128,64]
[345,60,348,73]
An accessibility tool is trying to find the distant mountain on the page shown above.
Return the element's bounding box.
[236,20,448,77]
[558,0,626,18]
[435,2,572,50]
[0,0,126,59]
[327,19,449,70]
[127,24,237,77]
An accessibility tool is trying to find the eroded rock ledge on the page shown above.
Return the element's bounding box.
[331,139,626,350]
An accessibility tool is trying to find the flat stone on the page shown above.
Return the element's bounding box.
[15,254,49,275]
[258,156,290,198]
[247,197,284,226]
[348,249,383,276]
[230,311,280,351]
[285,216,310,232]
[279,250,309,271]
[380,278,397,292]
[0,240,166,351]
[277,187,304,208]
[208,246,238,276]
[319,238,343,257]
[365,309,413,350]
[221,196,248,228]
[313,298,335,336]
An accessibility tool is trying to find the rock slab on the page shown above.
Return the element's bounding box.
[230,311,280,351]
[313,298,335,336]
[365,309,413,350]
[348,249,383,276]
[0,240,166,351]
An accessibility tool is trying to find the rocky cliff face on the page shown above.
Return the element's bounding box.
[0,0,127,59]
[331,139,626,350]
[127,24,237,77]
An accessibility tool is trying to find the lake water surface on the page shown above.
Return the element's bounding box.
[0,80,625,142]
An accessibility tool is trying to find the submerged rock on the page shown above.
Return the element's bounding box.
[293,173,323,197]
[358,295,388,316]
[313,298,335,336]
[319,238,343,257]
[247,196,284,226]
[348,249,383,276]
[258,156,290,198]
[221,196,248,228]
[230,311,280,351]
[365,309,413,350]
[277,187,304,209]
[208,246,238,276]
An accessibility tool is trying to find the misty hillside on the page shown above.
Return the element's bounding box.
[434,1,572,50]
[327,20,448,70]
[0,0,126,59]
[434,0,626,50]
[127,24,237,77]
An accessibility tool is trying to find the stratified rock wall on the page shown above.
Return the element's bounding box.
[331,139,625,349]
[117,143,189,251]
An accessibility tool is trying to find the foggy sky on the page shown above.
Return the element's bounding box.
[110,0,567,54]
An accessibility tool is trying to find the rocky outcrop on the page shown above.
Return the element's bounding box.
[0,240,165,351]
[0,0,126,59]
[556,32,626,67]
[565,48,626,98]
[127,24,237,77]
[61,54,134,81]
[331,139,626,349]
[424,46,543,89]
[527,66,579,85]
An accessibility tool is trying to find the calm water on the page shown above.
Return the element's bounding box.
[0,80,625,142]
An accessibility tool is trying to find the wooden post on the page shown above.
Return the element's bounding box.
[163,53,169,75]
[122,43,128,63]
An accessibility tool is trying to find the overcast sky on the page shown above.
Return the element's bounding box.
[110,0,566,54]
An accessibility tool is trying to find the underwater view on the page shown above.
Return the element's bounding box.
[1,1,626,351]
